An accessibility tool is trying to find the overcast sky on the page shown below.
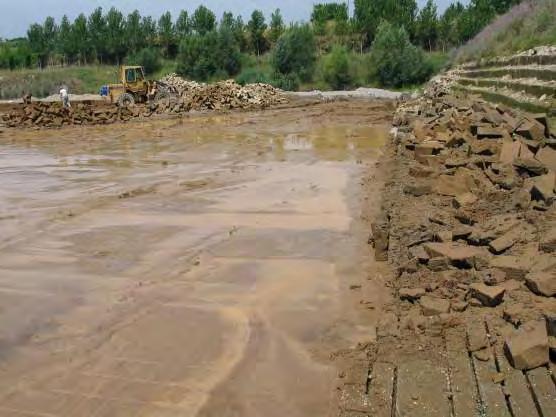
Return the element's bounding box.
[0,0,469,39]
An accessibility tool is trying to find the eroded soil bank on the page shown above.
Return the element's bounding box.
[0,100,394,417]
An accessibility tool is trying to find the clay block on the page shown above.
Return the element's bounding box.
[525,271,556,297]
[515,119,546,141]
[469,283,505,307]
[477,126,505,139]
[536,146,556,172]
[490,256,532,280]
[540,227,556,253]
[399,287,427,302]
[504,320,549,370]
[420,295,450,316]
[524,171,555,201]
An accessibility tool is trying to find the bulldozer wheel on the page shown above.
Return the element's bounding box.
[154,91,171,107]
[118,93,135,107]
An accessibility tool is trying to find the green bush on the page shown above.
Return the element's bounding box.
[321,45,352,89]
[271,72,300,91]
[370,21,433,88]
[272,24,317,83]
[176,29,241,81]
[126,47,161,75]
[236,67,272,85]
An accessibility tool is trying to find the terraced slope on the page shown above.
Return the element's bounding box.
[444,46,556,121]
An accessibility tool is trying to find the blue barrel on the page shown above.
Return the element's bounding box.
[99,85,109,96]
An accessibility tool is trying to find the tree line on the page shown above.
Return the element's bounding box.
[0,1,524,89]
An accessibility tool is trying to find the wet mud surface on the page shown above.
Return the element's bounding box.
[0,101,394,417]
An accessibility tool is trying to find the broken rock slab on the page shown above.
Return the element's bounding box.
[513,157,548,176]
[453,192,477,209]
[515,118,546,141]
[525,271,556,297]
[540,227,556,253]
[469,283,505,307]
[414,141,444,162]
[423,242,486,268]
[467,323,488,352]
[524,171,555,202]
[476,126,506,139]
[403,183,432,197]
[489,256,532,280]
[399,287,427,302]
[504,320,549,370]
[488,228,521,254]
[420,295,450,316]
[536,146,556,173]
[499,140,520,165]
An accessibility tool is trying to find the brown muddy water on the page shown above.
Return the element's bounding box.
[0,101,392,417]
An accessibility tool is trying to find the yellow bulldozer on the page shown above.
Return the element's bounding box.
[100,65,178,107]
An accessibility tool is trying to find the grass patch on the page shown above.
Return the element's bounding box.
[0,65,117,99]
[0,60,178,100]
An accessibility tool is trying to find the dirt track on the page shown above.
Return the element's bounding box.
[0,100,394,416]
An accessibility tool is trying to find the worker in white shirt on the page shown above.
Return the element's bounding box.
[59,87,70,108]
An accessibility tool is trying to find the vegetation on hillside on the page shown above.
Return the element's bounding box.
[456,0,556,62]
[0,1,533,97]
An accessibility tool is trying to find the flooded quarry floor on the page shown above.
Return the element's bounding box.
[0,100,394,417]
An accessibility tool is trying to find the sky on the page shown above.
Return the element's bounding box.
[0,0,470,39]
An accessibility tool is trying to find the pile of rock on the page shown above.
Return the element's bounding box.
[0,99,191,128]
[160,74,287,110]
[159,73,205,95]
[0,102,137,128]
[373,79,556,370]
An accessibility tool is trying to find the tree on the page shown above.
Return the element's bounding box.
[105,7,126,64]
[269,9,285,44]
[141,16,157,47]
[88,7,107,63]
[370,21,432,87]
[354,0,385,45]
[176,10,190,38]
[322,45,352,89]
[233,16,248,52]
[191,5,216,35]
[247,10,268,56]
[177,29,241,80]
[127,47,161,74]
[354,0,418,46]
[42,16,58,64]
[438,1,466,50]
[58,15,75,63]
[158,11,176,57]
[415,0,438,51]
[217,25,242,75]
[126,10,143,54]
[73,14,89,64]
[311,3,349,25]
[27,23,47,67]
[272,24,317,82]
[221,12,235,30]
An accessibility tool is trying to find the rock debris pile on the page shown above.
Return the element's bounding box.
[0,76,287,129]
[159,74,287,110]
[372,80,556,371]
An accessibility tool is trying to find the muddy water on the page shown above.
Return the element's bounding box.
[0,101,391,417]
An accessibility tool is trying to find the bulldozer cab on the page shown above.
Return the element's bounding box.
[121,66,148,95]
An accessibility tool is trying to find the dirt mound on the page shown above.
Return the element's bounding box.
[160,74,287,110]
